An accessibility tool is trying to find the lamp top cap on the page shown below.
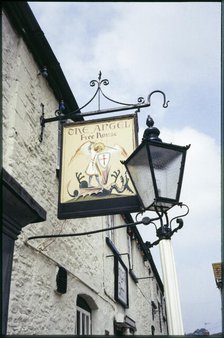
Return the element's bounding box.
[142,115,162,143]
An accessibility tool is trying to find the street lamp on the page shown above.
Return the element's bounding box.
[122,115,190,335]
[122,115,190,213]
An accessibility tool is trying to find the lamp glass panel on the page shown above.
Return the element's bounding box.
[126,144,155,209]
[149,144,183,200]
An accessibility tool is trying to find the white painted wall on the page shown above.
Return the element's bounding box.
[3,9,168,335]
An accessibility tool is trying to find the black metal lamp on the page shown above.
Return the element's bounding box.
[122,116,190,212]
[122,116,190,335]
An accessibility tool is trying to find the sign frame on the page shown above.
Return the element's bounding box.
[58,113,140,219]
[114,255,129,308]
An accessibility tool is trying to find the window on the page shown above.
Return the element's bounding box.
[160,292,165,320]
[114,256,129,308]
[151,325,155,335]
[158,301,162,332]
[76,296,91,335]
[76,306,91,335]
[106,215,115,242]
[151,301,157,321]
[55,266,67,294]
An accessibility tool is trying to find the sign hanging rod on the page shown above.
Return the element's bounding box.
[43,101,151,124]
[39,71,169,142]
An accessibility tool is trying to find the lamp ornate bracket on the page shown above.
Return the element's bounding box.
[39,71,169,142]
[143,203,190,249]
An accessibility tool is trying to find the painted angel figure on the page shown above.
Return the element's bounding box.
[85,142,106,187]
[68,141,128,189]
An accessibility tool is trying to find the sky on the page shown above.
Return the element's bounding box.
[28,1,222,334]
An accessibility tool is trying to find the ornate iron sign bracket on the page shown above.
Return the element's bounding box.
[39,71,169,142]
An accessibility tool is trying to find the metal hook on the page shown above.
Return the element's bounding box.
[147,90,170,108]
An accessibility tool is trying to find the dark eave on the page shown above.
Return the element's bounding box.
[2,168,47,239]
[2,1,81,118]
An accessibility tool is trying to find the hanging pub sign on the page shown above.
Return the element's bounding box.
[58,114,141,219]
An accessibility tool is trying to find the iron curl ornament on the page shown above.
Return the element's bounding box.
[90,71,109,87]
[135,203,190,249]
[148,90,170,108]
[39,71,170,142]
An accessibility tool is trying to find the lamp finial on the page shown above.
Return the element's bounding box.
[142,115,162,142]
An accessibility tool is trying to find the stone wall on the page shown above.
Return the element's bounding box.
[3,8,168,335]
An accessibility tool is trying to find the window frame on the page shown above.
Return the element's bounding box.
[106,214,115,243]
[114,255,129,308]
[76,305,91,335]
[127,232,133,270]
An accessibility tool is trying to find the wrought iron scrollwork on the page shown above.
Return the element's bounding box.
[55,100,66,117]
[90,71,109,87]
[88,71,148,109]
[137,97,145,104]
[147,90,170,108]
[140,203,190,249]
[39,71,170,142]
